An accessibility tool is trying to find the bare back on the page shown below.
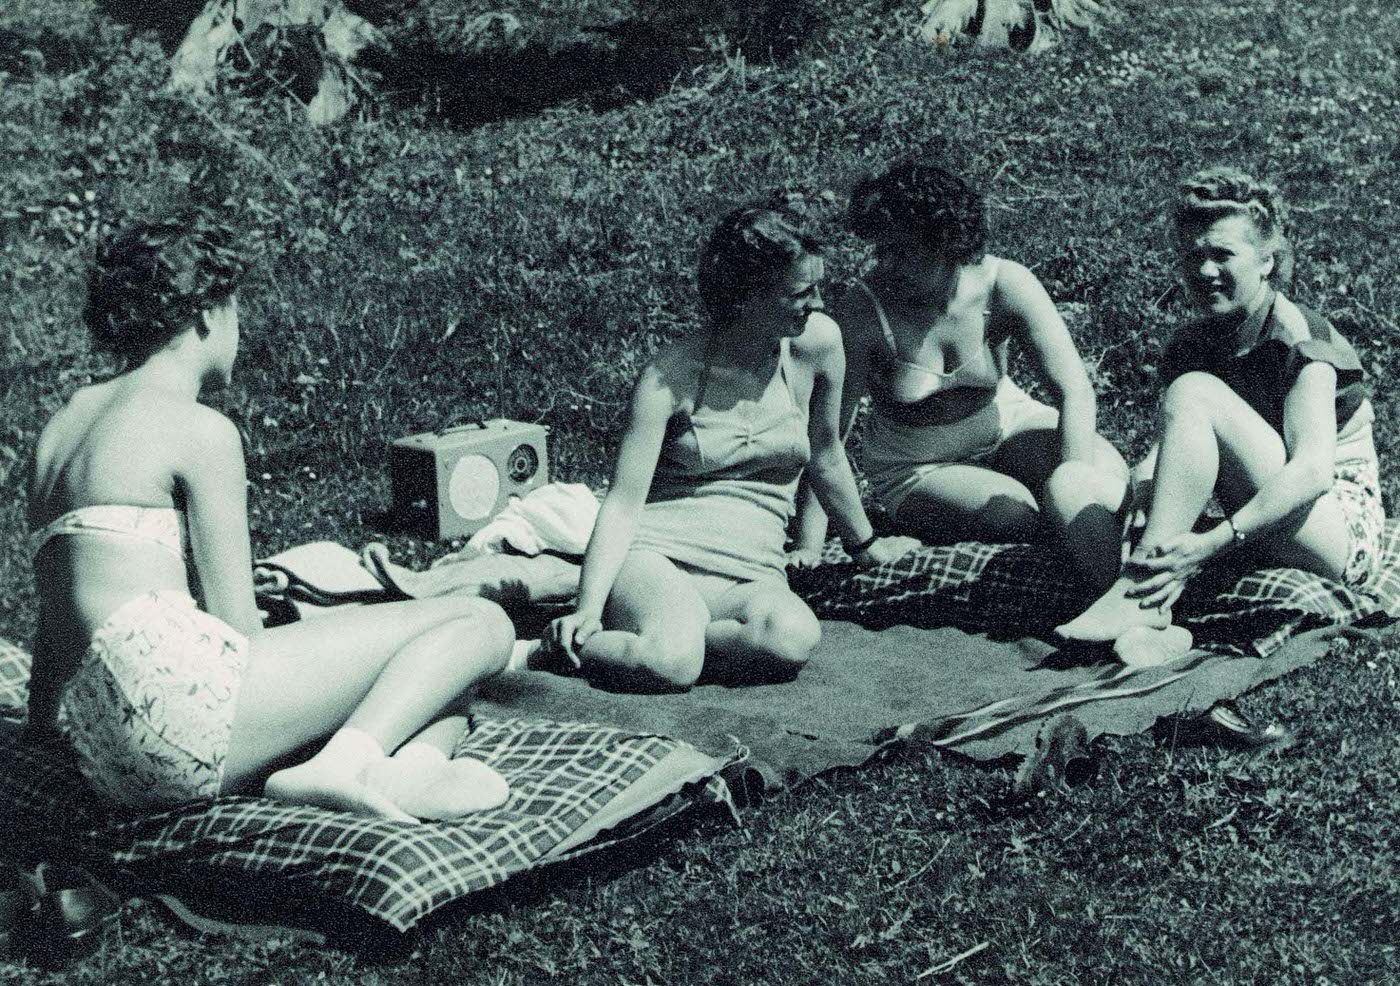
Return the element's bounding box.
[28,379,208,730]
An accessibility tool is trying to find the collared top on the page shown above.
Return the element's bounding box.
[1159,289,1370,439]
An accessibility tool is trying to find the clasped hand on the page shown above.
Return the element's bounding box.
[1123,529,1225,609]
[544,609,600,667]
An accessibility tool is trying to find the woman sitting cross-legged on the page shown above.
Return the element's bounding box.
[1058,167,1386,650]
[25,212,515,822]
[796,162,1129,590]
[541,205,920,692]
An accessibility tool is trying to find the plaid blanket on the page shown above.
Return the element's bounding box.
[791,518,1400,657]
[0,639,735,935]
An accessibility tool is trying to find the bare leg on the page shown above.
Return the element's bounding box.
[226,595,514,820]
[567,550,711,692]
[891,463,1044,544]
[1000,429,1129,591]
[702,579,821,685]
[1058,372,1351,642]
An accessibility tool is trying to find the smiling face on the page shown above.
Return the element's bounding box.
[1175,213,1275,320]
[739,253,826,339]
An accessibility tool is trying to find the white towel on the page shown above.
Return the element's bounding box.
[459,482,601,559]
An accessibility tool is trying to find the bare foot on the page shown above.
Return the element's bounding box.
[1112,624,1194,668]
[263,728,417,823]
[366,744,509,820]
[1055,575,1171,643]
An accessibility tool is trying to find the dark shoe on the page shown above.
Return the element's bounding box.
[26,863,121,970]
[1203,701,1296,752]
[0,866,41,961]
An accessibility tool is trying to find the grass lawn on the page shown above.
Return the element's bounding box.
[2,0,1399,982]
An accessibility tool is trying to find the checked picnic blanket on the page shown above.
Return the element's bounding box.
[0,639,736,935]
[790,518,1400,657]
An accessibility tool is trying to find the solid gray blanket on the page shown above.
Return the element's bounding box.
[476,619,1355,793]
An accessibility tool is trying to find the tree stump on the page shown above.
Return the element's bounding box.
[921,0,1112,53]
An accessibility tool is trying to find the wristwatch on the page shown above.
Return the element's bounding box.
[843,532,878,557]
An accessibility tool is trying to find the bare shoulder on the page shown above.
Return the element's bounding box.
[989,256,1048,305]
[636,342,696,415]
[792,311,842,360]
[161,399,242,463]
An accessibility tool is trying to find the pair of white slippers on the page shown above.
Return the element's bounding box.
[264,727,509,823]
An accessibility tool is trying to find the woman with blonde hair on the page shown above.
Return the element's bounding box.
[1058,167,1385,647]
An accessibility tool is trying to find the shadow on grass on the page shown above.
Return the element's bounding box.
[367,5,824,130]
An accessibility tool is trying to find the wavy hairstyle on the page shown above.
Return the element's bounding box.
[1173,166,1294,287]
[84,209,253,363]
[697,204,823,331]
[845,161,986,267]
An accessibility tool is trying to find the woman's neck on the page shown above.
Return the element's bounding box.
[705,324,781,369]
[127,347,208,401]
[1213,282,1275,355]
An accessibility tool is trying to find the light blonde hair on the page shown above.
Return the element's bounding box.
[1173,167,1294,286]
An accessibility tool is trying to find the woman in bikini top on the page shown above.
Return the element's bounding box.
[26,212,515,822]
[794,162,1129,593]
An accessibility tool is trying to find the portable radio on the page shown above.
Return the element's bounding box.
[389,419,549,539]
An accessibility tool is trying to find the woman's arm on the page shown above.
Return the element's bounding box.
[571,363,675,618]
[994,260,1099,464]
[791,298,873,560]
[1223,361,1339,543]
[799,315,916,564]
[177,407,261,635]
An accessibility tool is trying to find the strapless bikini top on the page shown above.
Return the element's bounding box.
[29,504,187,560]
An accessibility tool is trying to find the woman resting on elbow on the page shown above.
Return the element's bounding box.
[543,205,919,692]
[797,162,1127,589]
[1058,167,1386,647]
[26,213,514,822]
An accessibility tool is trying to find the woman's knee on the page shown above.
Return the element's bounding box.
[746,602,821,667]
[1161,371,1230,418]
[626,634,705,690]
[1044,460,1125,513]
[433,599,516,667]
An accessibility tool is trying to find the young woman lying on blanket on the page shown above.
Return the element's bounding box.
[25,211,514,823]
[1058,167,1386,653]
[542,205,920,691]
[794,162,1129,590]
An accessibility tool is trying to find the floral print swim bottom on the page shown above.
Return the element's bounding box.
[1334,456,1386,590]
[62,590,249,811]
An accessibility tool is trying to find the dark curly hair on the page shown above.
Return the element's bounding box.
[845,162,986,266]
[697,204,823,330]
[84,210,253,363]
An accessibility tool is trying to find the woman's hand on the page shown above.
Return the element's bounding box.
[545,609,602,667]
[1124,526,1230,608]
[855,535,923,567]
[786,545,825,570]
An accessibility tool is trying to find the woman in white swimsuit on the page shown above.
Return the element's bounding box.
[25,213,514,822]
[543,205,918,691]
[797,162,1129,590]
